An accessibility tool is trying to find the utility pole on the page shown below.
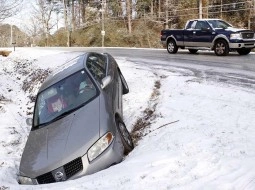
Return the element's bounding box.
[199,0,202,19]
[10,25,13,46]
[126,0,132,34]
[10,25,16,51]
[63,0,71,47]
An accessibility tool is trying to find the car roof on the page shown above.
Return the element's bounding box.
[38,53,88,93]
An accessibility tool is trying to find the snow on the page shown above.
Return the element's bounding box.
[0,48,255,190]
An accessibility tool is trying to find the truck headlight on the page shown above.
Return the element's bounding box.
[87,132,114,162]
[18,176,33,185]
[230,33,241,40]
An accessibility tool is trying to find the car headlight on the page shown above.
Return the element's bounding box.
[18,176,34,185]
[87,132,114,162]
[230,33,242,40]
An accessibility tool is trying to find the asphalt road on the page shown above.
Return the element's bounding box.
[32,47,255,89]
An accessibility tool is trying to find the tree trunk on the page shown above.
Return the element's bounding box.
[126,0,132,34]
[81,0,86,24]
[158,0,161,19]
[71,0,75,30]
[165,0,169,29]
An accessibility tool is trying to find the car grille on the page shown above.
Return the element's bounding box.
[241,32,254,39]
[64,157,83,179]
[37,172,55,184]
[36,157,83,184]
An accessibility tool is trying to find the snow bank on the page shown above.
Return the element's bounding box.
[0,49,255,190]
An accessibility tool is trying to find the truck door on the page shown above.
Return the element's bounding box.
[192,21,214,47]
[183,20,195,46]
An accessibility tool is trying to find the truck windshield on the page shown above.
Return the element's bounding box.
[33,69,98,128]
[207,20,232,29]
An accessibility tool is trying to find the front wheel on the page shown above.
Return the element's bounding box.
[167,39,178,54]
[237,49,251,55]
[116,119,134,155]
[214,40,229,56]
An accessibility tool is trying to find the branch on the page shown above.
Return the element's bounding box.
[144,120,179,136]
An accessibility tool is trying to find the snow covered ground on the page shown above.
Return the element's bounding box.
[0,48,255,190]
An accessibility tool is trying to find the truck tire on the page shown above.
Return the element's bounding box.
[167,39,178,54]
[237,49,251,55]
[214,40,229,56]
[188,49,198,54]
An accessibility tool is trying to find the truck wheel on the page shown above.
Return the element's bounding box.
[237,49,251,55]
[214,40,229,56]
[167,39,178,54]
[188,49,198,54]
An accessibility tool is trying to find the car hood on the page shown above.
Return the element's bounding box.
[20,98,100,178]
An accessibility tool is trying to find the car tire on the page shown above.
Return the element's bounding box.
[214,40,229,56]
[188,49,198,54]
[167,39,178,54]
[116,118,134,155]
[237,49,251,55]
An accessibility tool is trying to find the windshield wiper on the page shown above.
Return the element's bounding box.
[34,108,77,129]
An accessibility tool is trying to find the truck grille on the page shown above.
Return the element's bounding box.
[36,157,83,184]
[241,32,254,39]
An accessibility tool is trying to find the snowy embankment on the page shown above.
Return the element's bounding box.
[0,49,255,190]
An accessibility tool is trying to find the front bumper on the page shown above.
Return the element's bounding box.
[19,135,124,185]
[229,39,255,49]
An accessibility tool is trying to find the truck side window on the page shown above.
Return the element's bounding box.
[195,21,210,30]
[191,21,197,29]
[186,21,194,29]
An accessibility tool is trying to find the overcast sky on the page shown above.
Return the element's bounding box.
[3,0,34,29]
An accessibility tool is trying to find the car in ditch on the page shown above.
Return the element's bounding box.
[18,52,134,185]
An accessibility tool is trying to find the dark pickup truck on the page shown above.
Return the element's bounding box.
[161,19,255,56]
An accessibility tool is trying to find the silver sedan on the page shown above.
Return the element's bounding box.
[18,52,134,185]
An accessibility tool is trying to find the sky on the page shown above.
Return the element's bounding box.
[3,0,64,34]
[0,48,255,189]
[3,0,34,28]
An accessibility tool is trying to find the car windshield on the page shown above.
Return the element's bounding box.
[207,20,232,29]
[33,69,98,128]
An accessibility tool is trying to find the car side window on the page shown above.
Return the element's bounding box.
[86,53,107,83]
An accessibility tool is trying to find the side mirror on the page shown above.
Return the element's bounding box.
[26,118,33,126]
[101,76,112,89]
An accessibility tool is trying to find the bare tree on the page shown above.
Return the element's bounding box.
[24,17,43,46]
[32,0,56,46]
[0,0,23,22]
